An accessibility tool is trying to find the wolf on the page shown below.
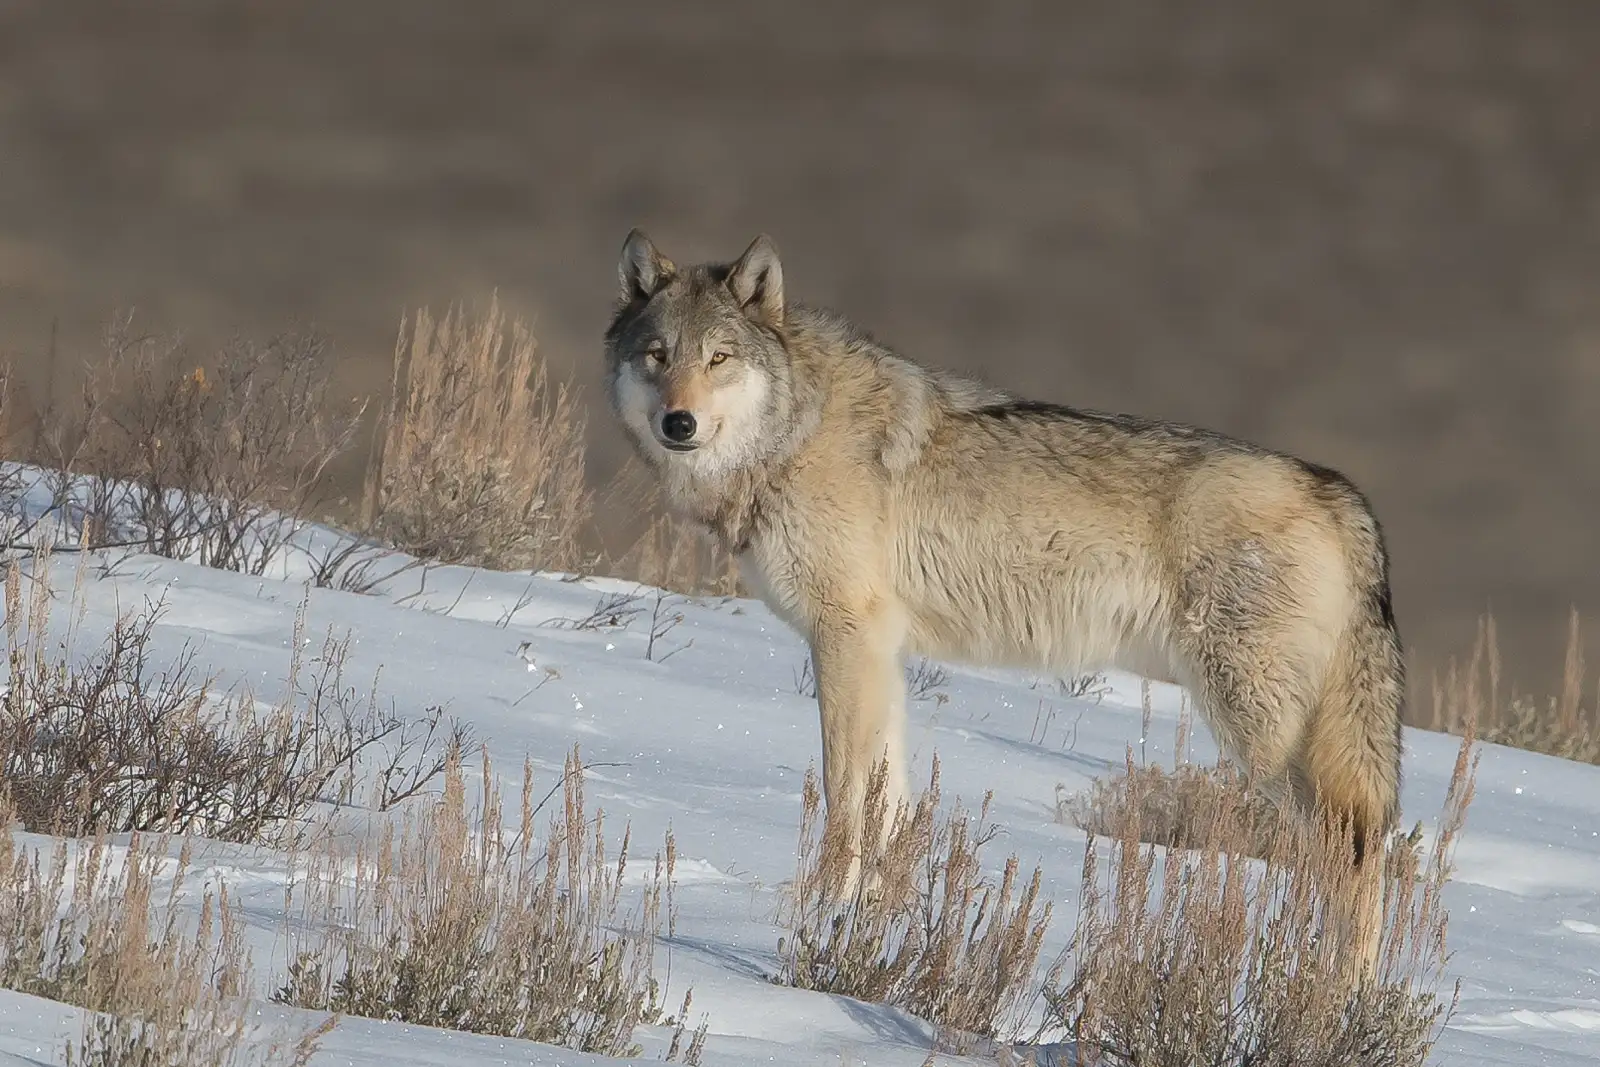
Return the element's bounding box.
[602,229,1406,900]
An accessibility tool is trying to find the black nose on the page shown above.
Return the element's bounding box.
[661,410,697,443]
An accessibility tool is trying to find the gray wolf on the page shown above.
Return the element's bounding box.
[602,230,1406,899]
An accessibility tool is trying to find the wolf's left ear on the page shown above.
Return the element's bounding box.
[727,234,784,328]
[618,228,676,303]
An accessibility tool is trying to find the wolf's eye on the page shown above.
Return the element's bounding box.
[644,341,666,364]
[709,351,730,367]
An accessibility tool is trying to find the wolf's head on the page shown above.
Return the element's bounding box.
[603,230,796,478]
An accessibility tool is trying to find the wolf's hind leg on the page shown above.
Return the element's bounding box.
[1184,633,1315,809]
[1186,618,1394,985]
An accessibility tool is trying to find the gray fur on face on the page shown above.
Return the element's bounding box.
[605,234,809,478]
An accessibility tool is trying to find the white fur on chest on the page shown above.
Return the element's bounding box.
[737,544,811,634]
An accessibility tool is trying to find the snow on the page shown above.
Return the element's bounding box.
[1,518,1597,1065]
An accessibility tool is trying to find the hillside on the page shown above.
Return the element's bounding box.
[0,515,1595,1064]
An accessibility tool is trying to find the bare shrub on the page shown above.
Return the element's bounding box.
[276,743,680,1057]
[0,796,336,1063]
[644,587,692,662]
[300,534,424,596]
[1,555,462,844]
[30,312,361,573]
[541,589,645,632]
[1055,672,1110,703]
[0,362,38,552]
[794,656,816,698]
[1429,609,1599,764]
[361,296,591,572]
[905,658,950,704]
[615,513,742,597]
[1031,730,1477,1067]
[777,757,1053,1041]
[792,656,948,705]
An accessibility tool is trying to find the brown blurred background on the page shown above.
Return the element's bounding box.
[1,1,1596,705]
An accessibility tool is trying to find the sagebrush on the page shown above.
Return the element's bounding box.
[1,550,461,844]
[0,792,336,1064]
[24,313,360,573]
[1034,729,1475,1067]
[777,756,1052,1042]
[360,297,591,572]
[276,744,680,1056]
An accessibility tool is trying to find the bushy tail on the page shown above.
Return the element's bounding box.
[1304,594,1406,865]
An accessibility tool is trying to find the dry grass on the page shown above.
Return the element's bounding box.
[276,743,681,1057]
[610,511,742,598]
[0,791,337,1065]
[1,551,461,845]
[2,306,733,597]
[64,1010,334,1067]
[25,313,361,573]
[777,756,1053,1042]
[1033,725,1475,1067]
[1429,609,1599,764]
[1056,699,1306,864]
[1060,759,1297,864]
[360,296,592,572]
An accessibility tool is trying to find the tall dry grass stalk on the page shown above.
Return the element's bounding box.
[1430,609,1598,763]
[362,296,591,572]
[1036,724,1476,1067]
[277,743,679,1057]
[777,756,1053,1041]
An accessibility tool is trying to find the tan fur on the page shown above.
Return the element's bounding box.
[604,232,1407,927]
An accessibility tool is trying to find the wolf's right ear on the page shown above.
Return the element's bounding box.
[618,229,676,303]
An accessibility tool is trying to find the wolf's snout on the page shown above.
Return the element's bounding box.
[661,410,698,443]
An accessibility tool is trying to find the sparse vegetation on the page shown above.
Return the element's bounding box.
[65,1009,335,1067]
[905,658,950,704]
[603,466,742,598]
[1055,700,1292,860]
[360,297,592,573]
[777,756,1053,1042]
[793,655,951,704]
[1033,729,1475,1067]
[1429,609,1599,765]
[543,588,647,632]
[275,744,681,1057]
[1059,758,1294,861]
[0,792,336,1065]
[23,313,361,574]
[1,552,462,844]
[1054,672,1110,703]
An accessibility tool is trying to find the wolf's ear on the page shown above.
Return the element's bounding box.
[726,234,784,328]
[618,228,675,303]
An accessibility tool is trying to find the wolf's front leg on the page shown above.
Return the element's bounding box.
[809,603,909,897]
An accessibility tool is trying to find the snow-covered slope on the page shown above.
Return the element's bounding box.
[0,539,1596,1066]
